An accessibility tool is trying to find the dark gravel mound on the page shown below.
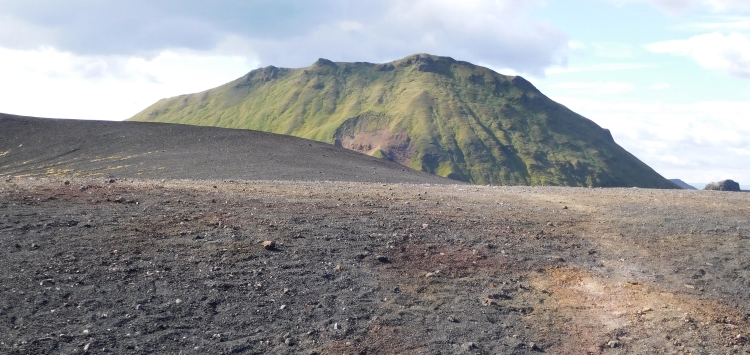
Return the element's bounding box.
[0,113,450,184]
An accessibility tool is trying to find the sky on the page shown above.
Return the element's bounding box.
[0,0,748,186]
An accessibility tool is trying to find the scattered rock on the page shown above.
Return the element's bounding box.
[108,179,116,184]
[421,223,429,229]
[333,323,342,330]
[263,240,276,250]
[376,255,389,263]
[462,342,479,350]
[562,205,568,209]
[607,339,621,348]
[704,179,741,191]
[284,338,295,346]
[447,316,458,323]
[529,342,542,351]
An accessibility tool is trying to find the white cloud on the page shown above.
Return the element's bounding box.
[686,19,750,31]
[0,46,257,120]
[545,63,654,75]
[592,42,635,58]
[612,0,750,13]
[549,96,750,183]
[0,0,568,76]
[550,81,636,94]
[646,32,750,78]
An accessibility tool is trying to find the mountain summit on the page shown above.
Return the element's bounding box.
[130,53,675,188]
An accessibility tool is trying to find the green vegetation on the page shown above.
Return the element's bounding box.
[130,54,677,188]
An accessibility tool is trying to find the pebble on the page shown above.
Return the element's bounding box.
[263,240,276,250]
[284,338,295,346]
[333,323,342,330]
[376,255,389,263]
[447,315,457,323]
[279,304,287,310]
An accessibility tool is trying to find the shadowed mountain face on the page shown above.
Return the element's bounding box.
[131,53,676,188]
[0,113,451,184]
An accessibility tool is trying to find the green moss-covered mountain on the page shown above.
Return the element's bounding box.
[131,54,676,188]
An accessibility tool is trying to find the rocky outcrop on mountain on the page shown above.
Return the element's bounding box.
[704,179,741,191]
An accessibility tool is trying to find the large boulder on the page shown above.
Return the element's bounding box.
[703,179,741,191]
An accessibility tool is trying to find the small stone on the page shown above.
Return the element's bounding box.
[562,205,568,210]
[546,222,553,226]
[108,179,116,184]
[82,329,89,334]
[422,223,429,229]
[333,323,342,330]
[376,255,389,263]
[447,315,457,323]
[551,256,565,262]
[284,338,295,346]
[279,304,287,310]
[64,181,70,185]
[393,287,401,293]
[530,342,542,351]
[462,342,478,350]
[263,240,276,250]
[83,343,90,352]
[684,284,695,289]
[175,299,182,304]
[607,340,621,348]
[642,307,652,313]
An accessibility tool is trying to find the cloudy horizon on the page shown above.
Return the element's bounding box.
[0,0,748,186]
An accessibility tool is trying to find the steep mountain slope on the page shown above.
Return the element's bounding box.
[131,54,676,188]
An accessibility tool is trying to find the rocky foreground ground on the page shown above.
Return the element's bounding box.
[1,177,749,354]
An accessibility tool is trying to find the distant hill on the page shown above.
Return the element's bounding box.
[669,179,697,190]
[131,53,677,188]
[0,113,450,184]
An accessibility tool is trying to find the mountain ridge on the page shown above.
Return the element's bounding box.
[131,53,677,188]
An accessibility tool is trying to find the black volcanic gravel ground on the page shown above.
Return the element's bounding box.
[1,177,749,354]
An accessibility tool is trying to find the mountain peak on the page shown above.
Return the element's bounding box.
[131,55,676,188]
